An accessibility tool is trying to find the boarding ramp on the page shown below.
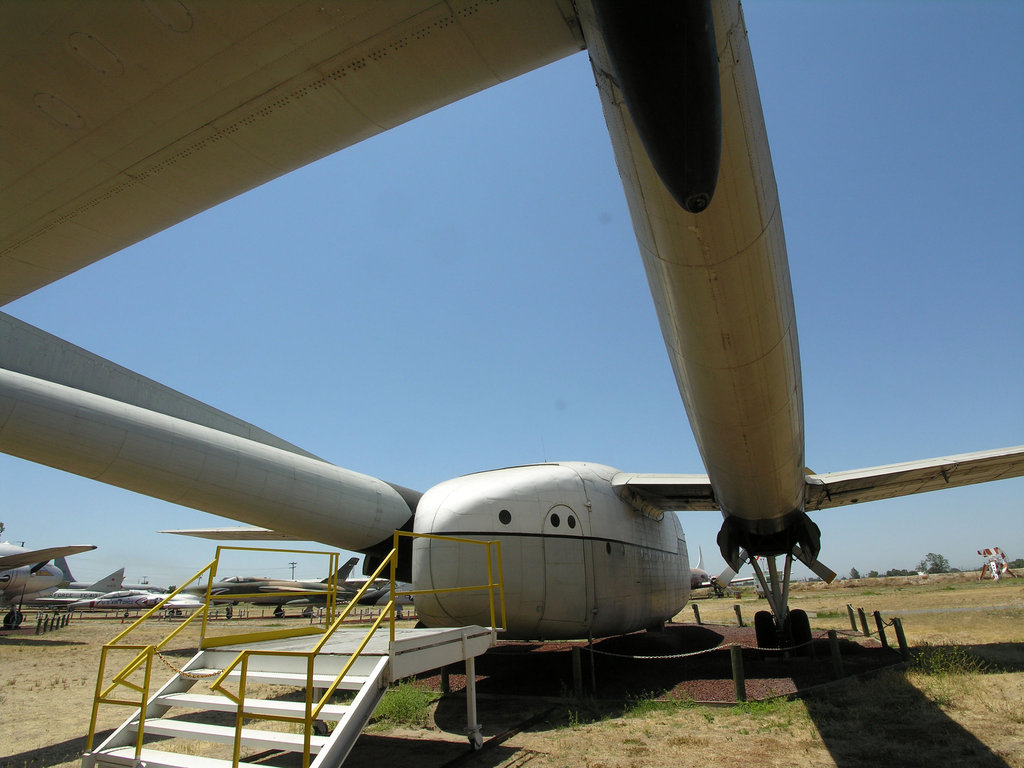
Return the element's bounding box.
[82,534,504,768]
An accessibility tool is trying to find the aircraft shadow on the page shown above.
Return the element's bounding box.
[798,650,1016,768]
[0,635,87,648]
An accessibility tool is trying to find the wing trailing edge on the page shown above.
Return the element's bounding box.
[615,445,1024,515]
[804,446,1024,510]
[160,527,308,542]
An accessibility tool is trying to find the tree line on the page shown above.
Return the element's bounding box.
[848,552,1024,580]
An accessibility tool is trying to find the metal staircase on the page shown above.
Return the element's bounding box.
[82,536,503,768]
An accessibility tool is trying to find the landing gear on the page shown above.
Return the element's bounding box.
[3,610,24,629]
[784,608,812,653]
[748,554,813,652]
[753,610,776,648]
[273,606,285,618]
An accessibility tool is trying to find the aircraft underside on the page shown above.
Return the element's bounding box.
[0,2,1021,649]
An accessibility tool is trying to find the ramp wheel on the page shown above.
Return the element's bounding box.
[754,610,776,649]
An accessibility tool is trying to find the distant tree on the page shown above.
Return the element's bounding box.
[849,567,861,580]
[868,570,880,578]
[1010,558,1024,569]
[885,568,914,577]
[916,553,951,574]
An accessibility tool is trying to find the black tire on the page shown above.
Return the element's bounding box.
[754,610,776,649]
[273,606,285,618]
[785,608,812,654]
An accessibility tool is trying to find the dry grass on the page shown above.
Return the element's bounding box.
[2,574,1022,768]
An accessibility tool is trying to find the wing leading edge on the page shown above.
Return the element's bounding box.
[617,445,1024,514]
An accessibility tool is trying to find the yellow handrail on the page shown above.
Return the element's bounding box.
[87,536,504,767]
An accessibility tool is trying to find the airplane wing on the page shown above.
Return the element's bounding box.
[611,473,717,511]
[804,446,1024,510]
[0,1,583,304]
[160,526,308,541]
[0,544,96,570]
[614,445,1024,515]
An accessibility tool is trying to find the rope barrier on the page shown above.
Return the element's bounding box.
[585,634,818,661]
[156,651,220,679]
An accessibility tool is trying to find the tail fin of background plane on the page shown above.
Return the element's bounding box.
[325,557,360,583]
[54,556,73,584]
[87,568,124,592]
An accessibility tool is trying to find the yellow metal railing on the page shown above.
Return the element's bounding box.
[209,532,505,767]
[86,546,340,757]
[86,536,504,768]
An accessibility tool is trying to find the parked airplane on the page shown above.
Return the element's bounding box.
[689,548,754,594]
[0,541,96,627]
[183,557,360,617]
[69,589,203,613]
[52,557,124,592]
[0,3,1021,646]
[30,568,125,608]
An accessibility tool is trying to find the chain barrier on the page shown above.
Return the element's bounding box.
[156,650,220,679]
[585,633,818,661]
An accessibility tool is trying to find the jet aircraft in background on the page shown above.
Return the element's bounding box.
[183,557,360,618]
[69,589,203,613]
[0,2,1021,646]
[0,541,96,627]
[30,567,125,608]
[52,557,124,592]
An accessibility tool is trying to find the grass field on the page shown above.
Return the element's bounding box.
[2,573,1021,768]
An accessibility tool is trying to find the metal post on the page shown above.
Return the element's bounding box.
[734,604,744,627]
[857,607,870,636]
[892,617,910,662]
[828,629,843,678]
[730,644,746,702]
[692,603,702,624]
[873,611,888,648]
[572,647,583,698]
[588,634,596,693]
[465,656,483,750]
[440,666,450,695]
[847,603,857,631]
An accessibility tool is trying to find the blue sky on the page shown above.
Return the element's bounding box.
[2,3,1021,587]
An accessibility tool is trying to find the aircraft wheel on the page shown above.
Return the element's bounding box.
[14,611,24,628]
[2,611,16,629]
[313,719,329,736]
[784,609,812,654]
[754,610,777,649]
[273,607,285,618]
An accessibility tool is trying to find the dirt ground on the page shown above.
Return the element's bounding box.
[2,577,1022,768]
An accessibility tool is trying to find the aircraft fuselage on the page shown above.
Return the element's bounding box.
[412,462,690,640]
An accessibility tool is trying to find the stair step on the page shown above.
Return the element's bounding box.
[90,746,264,768]
[186,668,369,690]
[156,691,350,720]
[130,717,330,752]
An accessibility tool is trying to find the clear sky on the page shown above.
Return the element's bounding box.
[2,3,1021,587]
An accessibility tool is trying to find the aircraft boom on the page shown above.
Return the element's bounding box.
[0,368,411,552]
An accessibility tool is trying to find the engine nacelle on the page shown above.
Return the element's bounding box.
[412,462,690,640]
[0,563,62,604]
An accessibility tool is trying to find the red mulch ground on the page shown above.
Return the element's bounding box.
[417,622,902,703]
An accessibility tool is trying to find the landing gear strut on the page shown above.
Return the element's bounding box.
[749,553,812,651]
